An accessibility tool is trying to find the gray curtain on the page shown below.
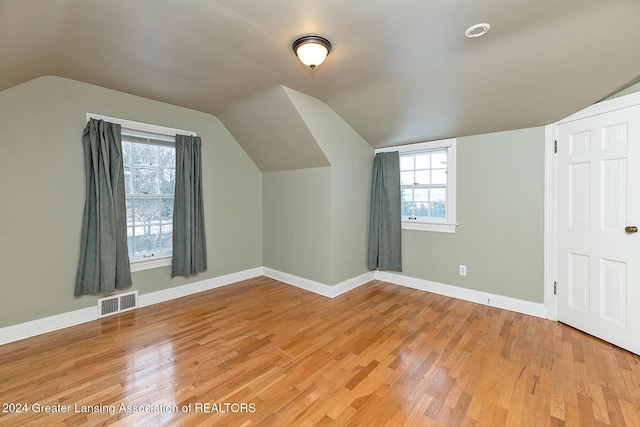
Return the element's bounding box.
[367,151,402,271]
[172,134,207,277]
[75,119,132,296]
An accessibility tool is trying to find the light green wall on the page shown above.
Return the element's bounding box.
[603,81,640,101]
[263,167,333,284]
[262,92,545,299]
[0,75,548,330]
[401,127,545,302]
[262,88,373,286]
[0,76,262,327]
[283,88,374,284]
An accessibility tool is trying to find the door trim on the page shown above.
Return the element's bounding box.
[547,90,640,321]
[545,124,556,320]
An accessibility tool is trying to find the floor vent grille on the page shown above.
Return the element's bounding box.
[97,291,139,318]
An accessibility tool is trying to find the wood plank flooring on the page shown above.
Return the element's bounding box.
[1,277,639,426]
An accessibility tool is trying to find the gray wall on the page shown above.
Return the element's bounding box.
[401,127,545,303]
[0,76,262,327]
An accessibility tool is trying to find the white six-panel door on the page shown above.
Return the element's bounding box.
[556,105,640,355]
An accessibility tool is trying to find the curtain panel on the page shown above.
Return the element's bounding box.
[172,134,207,277]
[367,151,402,271]
[75,119,132,296]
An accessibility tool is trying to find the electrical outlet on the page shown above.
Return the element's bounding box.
[459,265,467,276]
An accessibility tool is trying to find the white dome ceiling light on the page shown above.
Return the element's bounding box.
[292,35,332,70]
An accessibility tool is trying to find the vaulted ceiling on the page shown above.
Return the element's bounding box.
[2,0,639,171]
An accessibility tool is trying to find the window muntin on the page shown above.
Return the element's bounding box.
[122,130,176,261]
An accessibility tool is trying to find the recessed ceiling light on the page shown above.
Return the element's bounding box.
[465,23,491,38]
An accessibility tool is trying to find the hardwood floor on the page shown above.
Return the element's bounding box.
[1,277,639,426]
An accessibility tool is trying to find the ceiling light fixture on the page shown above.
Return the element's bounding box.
[292,35,332,70]
[465,23,491,38]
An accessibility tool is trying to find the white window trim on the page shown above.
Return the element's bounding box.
[130,255,172,272]
[86,113,196,137]
[376,138,458,233]
[86,113,195,272]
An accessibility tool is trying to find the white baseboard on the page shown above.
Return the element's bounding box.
[138,267,263,308]
[0,266,547,346]
[261,268,547,319]
[262,267,374,298]
[0,267,264,346]
[0,306,97,346]
[375,271,548,319]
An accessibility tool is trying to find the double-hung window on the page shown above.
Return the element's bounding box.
[377,138,457,233]
[87,113,195,271]
[122,129,175,263]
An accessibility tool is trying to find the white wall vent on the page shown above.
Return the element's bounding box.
[97,291,139,318]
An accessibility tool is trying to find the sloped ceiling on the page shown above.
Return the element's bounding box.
[1,0,639,170]
[217,86,330,172]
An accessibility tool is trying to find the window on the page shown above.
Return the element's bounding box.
[400,149,448,221]
[87,113,196,271]
[377,138,457,233]
[122,129,175,262]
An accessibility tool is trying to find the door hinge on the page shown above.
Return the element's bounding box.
[554,140,558,154]
[553,281,558,295]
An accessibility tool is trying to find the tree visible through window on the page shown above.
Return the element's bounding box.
[122,129,176,260]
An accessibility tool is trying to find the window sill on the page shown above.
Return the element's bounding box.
[402,221,458,233]
[130,256,172,272]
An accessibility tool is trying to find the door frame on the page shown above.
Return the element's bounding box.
[546,90,640,321]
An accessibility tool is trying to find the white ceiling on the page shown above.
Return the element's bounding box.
[2,0,639,169]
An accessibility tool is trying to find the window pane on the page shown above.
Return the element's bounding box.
[414,188,429,201]
[127,233,134,255]
[432,151,447,167]
[431,187,446,202]
[133,226,147,256]
[133,143,158,166]
[415,154,430,169]
[133,168,158,194]
[415,203,429,217]
[134,225,160,254]
[430,202,446,218]
[135,198,160,223]
[400,155,414,171]
[122,141,132,165]
[415,170,430,185]
[147,234,160,254]
[432,169,447,184]
[159,168,175,194]
[126,198,134,226]
[161,197,174,221]
[401,188,414,203]
[124,166,133,194]
[158,146,175,168]
[401,202,413,216]
[161,225,173,253]
[400,171,414,186]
